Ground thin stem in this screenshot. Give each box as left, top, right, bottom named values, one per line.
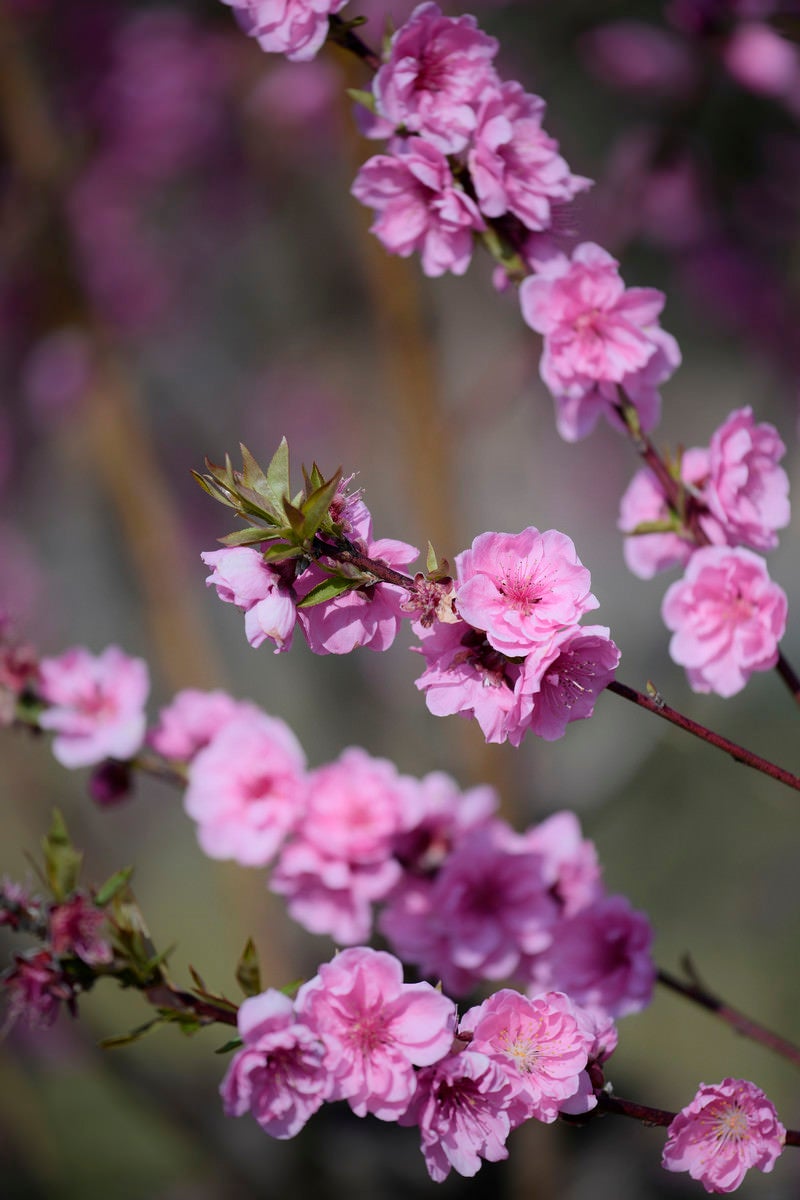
left=657, top=966, right=800, bottom=1071
left=327, top=15, right=381, bottom=70
left=607, top=679, right=800, bottom=793
left=593, top=1092, right=800, bottom=1146
left=310, top=535, right=419, bottom=590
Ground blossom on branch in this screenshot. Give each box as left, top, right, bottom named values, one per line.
left=219, top=0, right=348, bottom=62
left=38, top=646, right=149, bottom=769
left=662, top=546, right=788, bottom=697
left=662, top=1078, right=786, bottom=1193
left=149, top=688, right=258, bottom=761
left=705, top=407, right=790, bottom=553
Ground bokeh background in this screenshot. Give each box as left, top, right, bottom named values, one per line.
left=3, top=0, right=800, bottom=1196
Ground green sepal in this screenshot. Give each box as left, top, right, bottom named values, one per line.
left=235, top=938, right=262, bottom=998
left=346, top=88, right=376, bottom=113
left=214, top=1037, right=244, bottom=1055
left=628, top=519, right=680, bottom=536
left=426, top=541, right=439, bottom=573
left=42, top=810, right=82, bottom=902
left=296, top=575, right=361, bottom=609
left=94, top=866, right=134, bottom=908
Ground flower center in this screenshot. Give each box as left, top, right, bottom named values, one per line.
left=497, top=564, right=541, bottom=614
left=707, top=1102, right=750, bottom=1144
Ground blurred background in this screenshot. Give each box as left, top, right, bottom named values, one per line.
left=2, top=0, right=800, bottom=1195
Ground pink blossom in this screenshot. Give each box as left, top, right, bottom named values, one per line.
left=520, top=624, right=620, bottom=742
left=351, top=141, right=485, bottom=278
left=380, top=822, right=557, bottom=995
left=460, top=989, right=594, bottom=1124
left=270, top=837, right=399, bottom=944
left=38, top=646, right=149, bottom=769
left=184, top=709, right=306, bottom=865
left=618, top=447, right=712, bottom=580
left=662, top=1078, right=786, bottom=1193
left=413, top=620, right=527, bottom=745
left=2, top=950, right=74, bottom=1030
left=392, top=771, right=498, bottom=874
left=220, top=0, right=348, bottom=62
left=523, top=894, right=655, bottom=1020
left=201, top=547, right=280, bottom=610
left=296, top=537, right=418, bottom=653
left=244, top=585, right=297, bottom=651
left=399, top=1051, right=514, bottom=1181
left=372, top=3, right=499, bottom=153
left=296, top=946, right=456, bottom=1120
left=705, top=407, right=790, bottom=552
left=0, top=879, right=39, bottom=931
left=469, top=82, right=591, bottom=231
left=662, top=546, right=788, bottom=697
left=580, top=21, right=699, bottom=97
left=220, top=989, right=329, bottom=1137
left=724, top=23, right=800, bottom=102
left=521, top=811, right=603, bottom=918
left=455, top=528, right=598, bottom=657
left=520, top=243, right=680, bottom=440
left=49, top=896, right=112, bottom=966
left=149, top=689, right=255, bottom=761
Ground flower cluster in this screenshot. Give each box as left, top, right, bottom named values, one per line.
left=415, top=528, right=620, bottom=745
left=352, top=3, right=589, bottom=278
left=221, top=946, right=616, bottom=1182
left=619, top=407, right=790, bottom=696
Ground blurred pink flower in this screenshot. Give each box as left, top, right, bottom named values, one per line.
left=521, top=811, right=603, bottom=918
left=149, top=689, right=257, bottom=761
left=38, top=646, right=149, bottom=769
left=662, top=1078, right=785, bottom=1192
left=662, top=546, right=787, bottom=696
left=2, top=950, right=73, bottom=1030
left=705, top=406, right=790, bottom=552
left=580, top=21, right=698, bottom=96
left=296, top=946, right=456, bottom=1120
left=49, top=895, right=112, bottom=966
left=221, top=0, right=348, bottom=62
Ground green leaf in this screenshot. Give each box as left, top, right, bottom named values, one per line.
left=278, top=978, right=304, bottom=999
left=301, top=470, right=342, bottom=539
left=261, top=438, right=291, bottom=516
left=346, top=87, right=376, bottom=113
left=218, top=526, right=273, bottom=547
left=95, top=866, right=134, bottom=908
left=296, top=575, right=361, bottom=609
left=283, top=499, right=306, bottom=537
left=260, top=542, right=303, bottom=563
left=214, top=1037, right=244, bottom=1055
left=100, top=1016, right=165, bottom=1049
left=42, top=810, right=82, bottom=902
left=426, top=541, right=439, bottom=573
left=629, top=519, right=679, bottom=536
left=235, top=938, right=261, bottom=998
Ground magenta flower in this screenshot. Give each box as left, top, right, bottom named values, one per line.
left=399, top=1051, right=514, bottom=1181
left=455, top=528, right=598, bottom=657
left=392, top=770, right=498, bottom=874
left=380, top=821, right=557, bottom=995
left=662, top=546, right=788, bottom=697
left=220, top=990, right=329, bottom=1138
left=296, top=537, right=418, bottom=653
left=184, top=709, right=307, bottom=865
left=296, top=946, right=456, bottom=1120
left=460, top=989, right=594, bottom=1124
left=49, top=895, right=112, bottom=966
left=469, top=82, right=591, bottom=230
left=220, top=0, right=348, bottom=62
left=662, top=1079, right=786, bottom=1193
left=372, top=3, right=499, bottom=153
left=618, top=447, right=712, bottom=580
left=38, top=645, right=149, bottom=768
left=523, top=894, right=655, bottom=1020
left=520, top=624, right=621, bottom=742
left=149, top=689, right=255, bottom=761
left=705, top=407, right=790, bottom=552
left=351, top=142, right=485, bottom=278
left=2, top=950, right=74, bottom=1030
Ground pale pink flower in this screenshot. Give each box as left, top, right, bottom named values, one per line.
left=296, top=946, right=456, bottom=1120
left=724, top=23, right=800, bottom=102
left=391, top=771, right=498, bottom=874
left=662, top=546, right=788, bottom=697
left=184, top=710, right=306, bottom=865
left=413, top=619, right=527, bottom=745
left=149, top=689, right=255, bottom=761
left=372, top=3, right=499, bottom=153
left=220, top=989, right=329, bottom=1138
left=49, top=895, right=112, bottom=966
left=380, top=821, right=557, bottom=995
left=618, top=447, right=712, bottom=580
left=351, top=141, right=485, bottom=277
left=38, top=646, right=149, bottom=768
left=469, top=82, right=591, bottom=231
left=523, top=894, right=655, bottom=1020
left=521, top=811, right=603, bottom=918
left=399, top=1050, right=514, bottom=1181
left=460, top=989, right=594, bottom=1124
left=455, top=528, right=598, bottom=657
left=705, top=407, right=790, bottom=552
left=220, top=0, right=348, bottom=62
left=296, top=537, right=418, bottom=653
left=662, top=1078, right=786, bottom=1193
left=201, top=547, right=279, bottom=609
left=520, top=624, right=620, bottom=742
left=244, top=584, right=297, bottom=651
